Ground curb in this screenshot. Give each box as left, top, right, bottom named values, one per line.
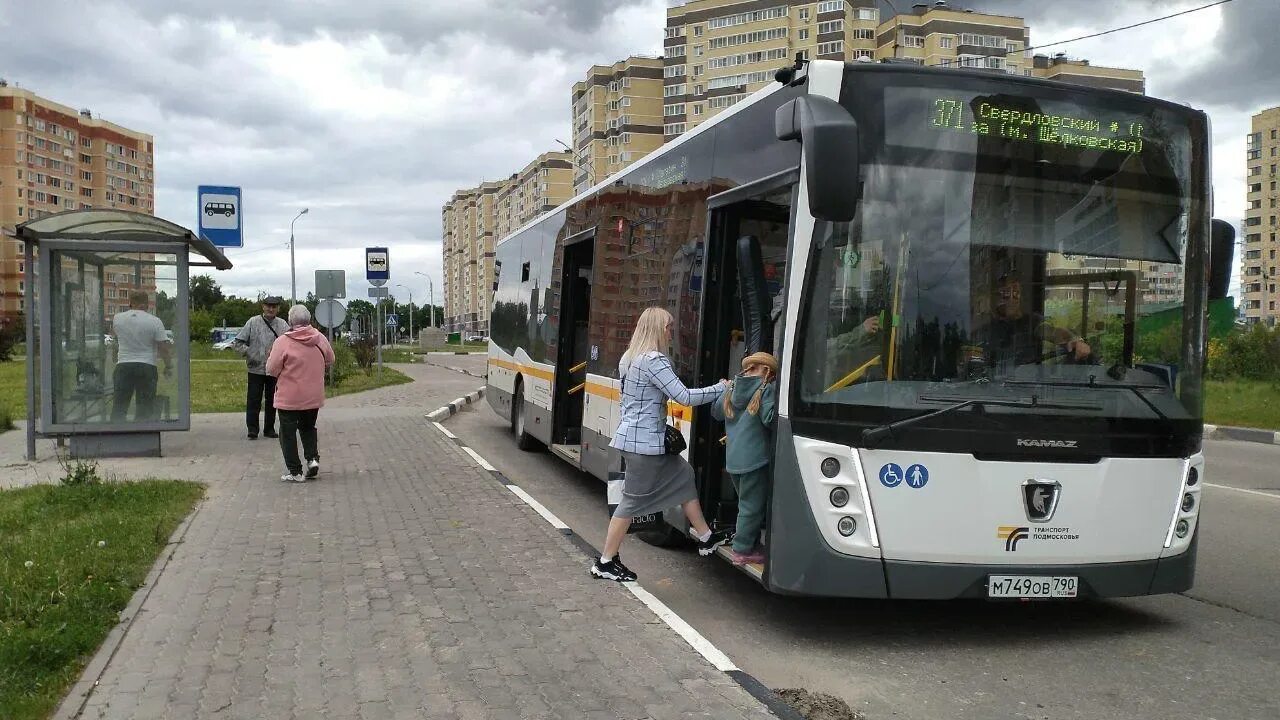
left=53, top=497, right=208, bottom=720
left=1204, top=424, right=1280, bottom=445
left=427, top=405, right=804, bottom=720
left=423, top=357, right=487, bottom=380
left=425, top=387, right=485, bottom=422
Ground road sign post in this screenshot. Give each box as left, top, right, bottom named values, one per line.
left=198, top=185, right=243, bottom=248
left=315, top=298, right=347, bottom=388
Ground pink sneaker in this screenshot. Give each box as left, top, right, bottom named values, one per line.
left=730, top=549, right=765, bottom=565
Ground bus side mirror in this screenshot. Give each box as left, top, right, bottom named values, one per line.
left=1209, top=218, right=1234, bottom=301
left=776, top=96, right=860, bottom=222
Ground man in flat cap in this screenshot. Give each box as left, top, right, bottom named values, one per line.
left=233, top=295, right=290, bottom=439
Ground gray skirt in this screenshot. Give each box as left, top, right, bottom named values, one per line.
left=613, top=451, right=698, bottom=518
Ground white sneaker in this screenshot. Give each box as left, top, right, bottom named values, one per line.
left=306, top=459, right=320, bottom=479
left=280, top=473, right=305, bottom=483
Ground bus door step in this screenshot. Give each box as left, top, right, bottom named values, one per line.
left=550, top=444, right=582, bottom=466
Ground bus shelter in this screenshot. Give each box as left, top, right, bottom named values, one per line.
left=13, top=209, right=233, bottom=459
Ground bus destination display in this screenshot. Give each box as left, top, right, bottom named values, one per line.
left=929, top=97, right=1146, bottom=154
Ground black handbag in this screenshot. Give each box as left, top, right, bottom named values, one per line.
left=663, top=418, right=686, bottom=455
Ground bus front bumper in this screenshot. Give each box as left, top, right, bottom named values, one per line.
left=879, top=533, right=1198, bottom=600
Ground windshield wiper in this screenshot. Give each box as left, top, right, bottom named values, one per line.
left=1003, top=378, right=1171, bottom=422
left=861, top=396, right=1099, bottom=448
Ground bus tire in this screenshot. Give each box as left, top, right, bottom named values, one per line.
left=512, top=382, right=540, bottom=452
left=635, top=525, right=686, bottom=548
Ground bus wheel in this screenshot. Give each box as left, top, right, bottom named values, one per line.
left=512, top=383, right=540, bottom=451
left=635, top=525, right=685, bottom=548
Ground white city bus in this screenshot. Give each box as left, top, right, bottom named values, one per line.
left=486, top=58, right=1235, bottom=599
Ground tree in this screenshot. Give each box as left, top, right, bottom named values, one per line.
left=209, top=296, right=260, bottom=328
left=190, top=309, right=215, bottom=342
left=190, top=274, right=225, bottom=311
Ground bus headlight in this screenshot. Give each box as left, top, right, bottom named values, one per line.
left=1175, top=519, right=1190, bottom=538
left=829, top=487, right=849, bottom=507
left=821, top=457, right=841, bottom=478
left=1186, top=467, right=1198, bottom=487
left=837, top=516, right=857, bottom=537
left=1181, top=493, right=1195, bottom=512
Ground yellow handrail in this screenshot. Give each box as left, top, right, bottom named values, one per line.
left=569, top=361, right=588, bottom=374
left=825, top=355, right=882, bottom=393
left=567, top=382, right=586, bottom=395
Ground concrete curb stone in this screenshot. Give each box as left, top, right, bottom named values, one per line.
left=1203, top=424, right=1280, bottom=445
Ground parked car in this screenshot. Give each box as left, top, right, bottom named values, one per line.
left=466, top=334, right=488, bottom=343
left=212, top=337, right=238, bottom=351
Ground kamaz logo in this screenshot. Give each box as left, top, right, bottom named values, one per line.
left=1016, top=438, right=1078, bottom=448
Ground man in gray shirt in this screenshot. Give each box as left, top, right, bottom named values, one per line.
left=233, top=295, right=290, bottom=439
left=111, top=291, right=172, bottom=422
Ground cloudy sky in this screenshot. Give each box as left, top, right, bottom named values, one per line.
left=3, top=0, right=1276, bottom=303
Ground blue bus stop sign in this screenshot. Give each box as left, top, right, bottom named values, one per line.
left=198, top=185, right=242, bottom=248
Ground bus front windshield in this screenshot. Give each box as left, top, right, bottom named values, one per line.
left=796, top=77, right=1205, bottom=445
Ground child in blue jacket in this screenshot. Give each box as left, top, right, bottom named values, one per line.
left=712, top=351, right=778, bottom=565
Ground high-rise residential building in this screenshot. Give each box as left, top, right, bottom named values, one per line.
left=442, top=181, right=504, bottom=335
left=1029, top=53, right=1145, bottom=94
left=0, top=83, right=156, bottom=321
left=441, top=152, right=574, bottom=334
left=1242, top=106, right=1280, bottom=327
left=873, top=2, right=1028, bottom=74
left=496, top=151, right=574, bottom=241
left=663, top=0, right=882, bottom=135
left=662, top=1, right=1147, bottom=140
left=572, top=57, right=666, bottom=194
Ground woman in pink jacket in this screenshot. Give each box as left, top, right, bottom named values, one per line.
left=266, top=305, right=335, bottom=482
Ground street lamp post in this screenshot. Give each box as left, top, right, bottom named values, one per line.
left=289, top=208, right=309, bottom=305
left=396, top=284, right=414, bottom=346
left=414, top=271, right=435, bottom=329
left=555, top=138, right=593, bottom=191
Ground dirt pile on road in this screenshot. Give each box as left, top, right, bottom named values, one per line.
left=776, top=688, right=864, bottom=720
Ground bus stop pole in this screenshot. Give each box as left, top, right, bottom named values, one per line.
left=376, top=299, right=383, bottom=381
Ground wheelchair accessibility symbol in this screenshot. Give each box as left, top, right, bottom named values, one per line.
left=879, top=463, right=903, bottom=488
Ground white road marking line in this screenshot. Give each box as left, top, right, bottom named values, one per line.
left=1204, top=482, right=1280, bottom=501
left=506, top=485, right=570, bottom=531
left=432, top=422, right=457, bottom=439
left=461, top=446, right=497, bottom=472
left=624, top=583, right=738, bottom=673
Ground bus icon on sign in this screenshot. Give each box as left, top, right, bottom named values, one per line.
left=203, top=202, right=236, bottom=217
left=368, top=256, right=387, bottom=270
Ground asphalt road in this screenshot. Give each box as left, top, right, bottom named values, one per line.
left=438, top=378, right=1279, bottom=720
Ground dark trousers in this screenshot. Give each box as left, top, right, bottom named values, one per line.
left=112, top=362, right=157, bottom=422
left=246, top=373, right=278, bottom=434
left=278, top=409, right=320, bottom=475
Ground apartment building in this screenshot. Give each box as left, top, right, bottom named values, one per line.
left=663, top=0, right=882, bottom=134
left=571, top=57, right=666, bottom=194
left=873, top=2, right=1029, bottom=74
left=1242, top=106, right=1280, bottom=326
left=1029, top=53, right=1145, bottom=94
left=441, top=181, right=504, bottom=334
left=442, top=152, right=574, bottom=333
left=496, top=151, right=574, bottom=240
left=0, top=82, right=156, bottom=321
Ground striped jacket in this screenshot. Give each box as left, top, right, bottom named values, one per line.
left=610, top=351, right=724, bottom=455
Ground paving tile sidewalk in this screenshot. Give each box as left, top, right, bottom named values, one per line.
left=25, top=363, right=775, bottom=719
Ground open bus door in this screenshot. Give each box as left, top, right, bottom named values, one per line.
left=550, top=230, right=595, bottom=467
left=688, top=177, right=794, bottom=568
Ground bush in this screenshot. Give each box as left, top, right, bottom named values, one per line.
left=1207, top=324, right=1280, bottom=380
left=0, top=313, right=23, bottom=362
left=351, top=334, right=377, bottom=370
left=189, top=309, right=215, bottom=342
left=0, top=405, right=12, bottom=431
left=327, top=339, right=358, bottom=387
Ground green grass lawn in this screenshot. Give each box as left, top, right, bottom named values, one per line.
left=1203, top=379, right=1280, bottom=429
left=190, top=362, right=412, bottom=413
left=0, top=360, right=412, bottom=419
left=0, top=479, right=204, bottom=720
